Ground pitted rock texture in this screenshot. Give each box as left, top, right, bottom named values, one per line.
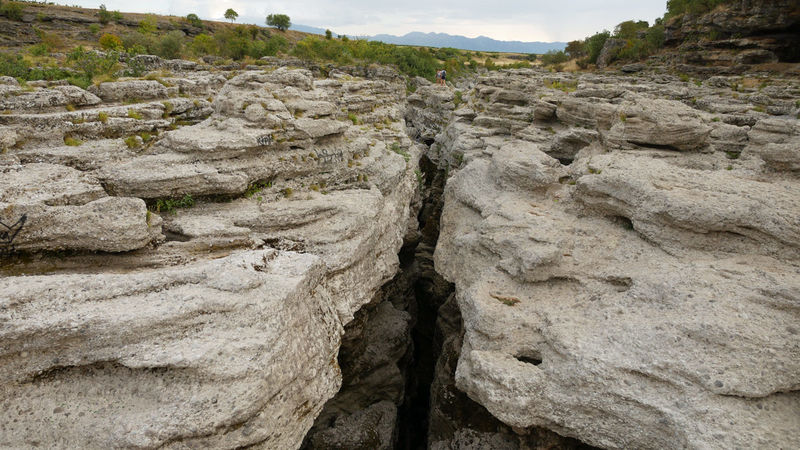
left=415, top=69, right=800, bottom=450
left=0, top=61, right=422, bottom=449
left=657, top=0, right=800, bottom=73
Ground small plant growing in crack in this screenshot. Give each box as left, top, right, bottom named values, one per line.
left=389, top=142, right=411, bottom=162
left=490, top=292, right=521, bottom=306
left=152, top=194, right=195, bottom=214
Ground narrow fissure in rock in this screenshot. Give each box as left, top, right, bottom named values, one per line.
left=301, top=150, right=454, bottom=449
left=395, top=154, right=454, bottom=450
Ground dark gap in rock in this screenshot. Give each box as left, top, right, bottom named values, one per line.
left=302, top=152, right=453, bottom=450
left=516, top=355, right=543, bottom=366
left=557, top=158, right=574, bottom=166
left=163, top=230, right=191, bottom=242
left=629, top=142, right=683, bottom=151
left=396, top=153, right=454, bottom=450
left=613, top=215, right=635, bottom=231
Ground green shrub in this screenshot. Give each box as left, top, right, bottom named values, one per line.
left=0, top=52, right=31, bottom=78
left=64, top=136, right=83, bottom=146
left=65, top=47, right=119, bottom=86
left=156, top=30, right=184, bottom=59
left=0, top=2, right=24, bottom=21
left=98, top=111, right=108, bottom=123
left=291, top=36, right=446, bottom=80
left=138, top=15, right=157, bottom=34
left=89, top=24, right=100, bottom=34
left=124, top=135, right=139, bottom=148
left=127, top=109, right=142, bottom=119
left=97, top=4, right=111, bottom=24
left=121, top=31, right=155, bottom=55
left=389, top=142, right=410, bottom=161
left=28, top=43, right=48, bottom=56
left=121, top=55, right=147, bottom=77
left=154, top=194, right=195, bottom=214
left=540, top=50, right=569, bottom=66
left=191, top=33, right=216, bottom=56
left=99, top=33, right=123, bottom=50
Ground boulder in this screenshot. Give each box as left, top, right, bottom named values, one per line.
left=605, top=97, right=712, bottom=151
left=89, top=80, right=169, bottom=102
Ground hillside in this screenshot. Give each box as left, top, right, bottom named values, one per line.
left=0, top=2, right=545, bottom=85
left=0, top=2, right=312, bottom=50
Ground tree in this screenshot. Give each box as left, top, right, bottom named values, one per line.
left=565, top=40, right=586, bottom=59
left=614, top=20, right=649, bottom=40
left=224, top=8, right=238, bottom=23
left=325, top=29, right=332, bottom=40
left=584, top=30, right=610, bottom=64
left=266, top=13, right=290, bottom=31
left=186, top=13, right=202, bottom=27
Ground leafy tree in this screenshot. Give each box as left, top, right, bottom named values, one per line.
left=614, top=20, right=649, bottom=40
left=584, top=30, right=610, bottom=64
left=224, top=8, right=238, bottom=23
left=325, top=29, right=332, bottom=40
left=565, top=40, right=586, bottom=59
left=186, top=13, right=202, bottom=27
left=666, top=0, right=730, bottom=19
left=266, top=13, right=290, bottom=31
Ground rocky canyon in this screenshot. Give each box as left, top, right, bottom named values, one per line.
left=1, top=15, right=800, bottom=450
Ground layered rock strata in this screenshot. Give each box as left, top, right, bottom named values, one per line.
left=422, top=69, right=800, bottom=449
left=0, top=62, right=422, bottom=448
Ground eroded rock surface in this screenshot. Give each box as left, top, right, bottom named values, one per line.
left=0, top=62, right=422, bottom=449
left=412, top=69, right=800, bottom=449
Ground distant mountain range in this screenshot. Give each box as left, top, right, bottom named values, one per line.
left=288, top=25, right=566, bottom=54
left=368, top=32, right=566, bottom=54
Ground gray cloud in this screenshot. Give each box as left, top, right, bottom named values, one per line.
left=76, top=0, right=667, bottom=41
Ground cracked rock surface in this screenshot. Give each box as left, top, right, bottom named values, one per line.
left=0, top=61, right=421, bottom=448
left=419, top=69, right=800, bottom=449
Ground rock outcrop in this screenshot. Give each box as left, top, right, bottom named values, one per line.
left=659, top=0, right=800, bottom=73
left=2, top=51, right=799, bottom=449
left=0, top=61, right=422, bottom=448
left=412, top=68, right=800, bottom=449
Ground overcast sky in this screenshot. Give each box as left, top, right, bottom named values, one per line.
left=74, top=0, right=667, bottom=42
